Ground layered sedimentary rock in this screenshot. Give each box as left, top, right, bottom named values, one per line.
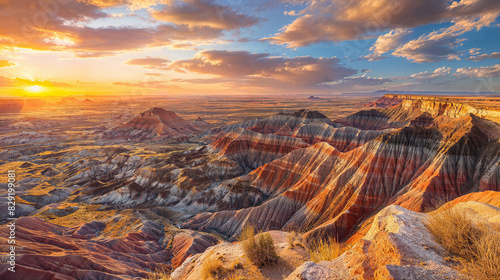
left=214, top=109, right=340, bottom=135
left=290, top=122, right=387, bottom=152
left=210, top=128, right=310, bottom=169
left=182, top=114, right=500, bottom=244
left=363, top=94, right=403, bottom=108
left=0, top=216, right=217, bottom=280
left=346, top=95, right=500, bottom=130
left=104, top=107, right=211, bottom=142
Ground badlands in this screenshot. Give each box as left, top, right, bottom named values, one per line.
left=0, top=94, right=499, bottom=280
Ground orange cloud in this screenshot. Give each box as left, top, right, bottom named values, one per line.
left=151, top=0, right=261, bottom=30
left=124, top=57, right=171, bottom=70
left=171, top=50, right=357, bottom=87
left=0, top=0, right=251, bottom=57
left=267, top=0, right=500, bottom=47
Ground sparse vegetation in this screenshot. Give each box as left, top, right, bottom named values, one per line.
left=307, top=237, right=344, bottom=262
left=286, top=231, right=303, bottom=249
left=238, top=225, right=279, bottom=266
left=147, top=266, right=171, bottom=280
left=200, top=252, right=245, bottom=280
left=200, top=252, right=225, bottom=280
left=427, top=207, right=500, bottom=280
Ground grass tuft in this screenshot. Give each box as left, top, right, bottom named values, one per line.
left=286, top=231, right=304, bottom=249
left=147, top=266, right=171, bottom=280
left=200, top=252, right=225, bottom=280
left=427, top=207, right=500, bottom=280
left=307, top=237, right=344, bottom=262
left=237, top=225, right=279, bottom=266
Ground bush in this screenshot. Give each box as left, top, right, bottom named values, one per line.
left=427, top=207, right=500, bottom=280
left=238, top=225, right=279, bottom=266
left=307, top=237, right=344, bottom=262
left=200, top=252, right=224, bottom=280
left=286, top=231, right=303, bottom=249
left=147, top=266, right=171, bottom=280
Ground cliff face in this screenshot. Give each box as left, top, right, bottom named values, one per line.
left=348, top=95, right=500, bottom=130
left=182, top=114, right=500, bottom=243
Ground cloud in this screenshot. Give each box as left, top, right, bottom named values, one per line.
left=0, top=0, right=245, bottom=57
left=467, top=51, right=500, bottom=61
left=393, top=12, right=499, bottom=62
left=365, top=29, right=412, bottom=61
left=409, top=66, right=452, bottom=81
left=0, top=60, right=15, bottom=68
left=170, top=50, right=357, bottom=87
left=124, top=57, right=171, bottom=69
left=0, top=76, right=71, bottom=88
left=113, top=80, right=181, bottom=89
left=456, top=64, right=500, bottom=77
left=265, top=0, right=500, bottom=47
left=324, top=76, right=393, bottom=89
left=151, top=0, right=261, bottom=30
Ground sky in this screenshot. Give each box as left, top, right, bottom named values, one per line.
left=0, top=0, right=500, bottom=97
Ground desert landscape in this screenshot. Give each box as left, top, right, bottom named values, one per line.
left=0, top=93, right=499, bottom=280
left=1, top=0, right=500, bottom=279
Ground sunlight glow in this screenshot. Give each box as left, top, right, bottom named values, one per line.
left=25, top=85, right=44, bottom=93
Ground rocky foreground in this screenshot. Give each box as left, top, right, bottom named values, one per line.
left=0, top=95, right=499, bottom=279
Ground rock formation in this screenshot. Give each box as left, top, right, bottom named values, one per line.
left=104, top=107, right=212, bottom=142
left=182, top=114, right=500, bottom=244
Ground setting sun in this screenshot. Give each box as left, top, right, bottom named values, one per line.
left=25, top=85, right=44, bottom=93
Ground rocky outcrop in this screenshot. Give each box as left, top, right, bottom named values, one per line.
left=290, top=122, right=387, bottom=152
left=104, top=107, right=211, bottom=142
left=182, top=115, right=500, bottom=243
left=346, top=95, right=500, bottom=130
left=171, top=231, right=310, bottom=280
left=364, top=94, right=403, bottom=108
left=214, top=109, right=340, bottom=135
left=287, top=204, right=471, bottom=280
left=210, top=128, right=310, bottom=169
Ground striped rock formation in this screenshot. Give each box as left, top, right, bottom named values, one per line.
left=0, top=216, right=218, bottom=280
left=214, top=109, right=340, bottom=135
left=104, top=107, right=211, bottom=142
left=346, top=95, right=500, bottom=130
left=182, top=114, right=500, bottom=243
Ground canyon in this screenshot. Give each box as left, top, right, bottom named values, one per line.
left=0, top=94, right=499, bottom=280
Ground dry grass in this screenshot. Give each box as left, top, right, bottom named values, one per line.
left=427, top=207, right=500, bottom=280
left=307, top=237, right=344, bottom=262
left=237, top=225, right=279, bottom=266
left=200, top=252, right=225, bottom=280
left=147, top=266, right=171, bottom=280
left=286, top=231, right=304, bottom=249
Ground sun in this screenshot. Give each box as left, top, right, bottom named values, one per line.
left=25, top=85, right=44, bottom=93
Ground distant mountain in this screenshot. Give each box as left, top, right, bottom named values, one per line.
left=342, top=89, right=500, bottom=96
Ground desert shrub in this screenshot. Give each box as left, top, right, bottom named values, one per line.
left=238, top=225, right=279, bottom=266
left=427, top=207, right=500, bottom=280
left=147, top=266, right=171, bottom=280
left=426, top=207, right=483, bottom=259
left=307, top=237, right=344, bottom=262
left=200, top=252, right=225, bottom=280
left=286, top=231, right=303, bottom=249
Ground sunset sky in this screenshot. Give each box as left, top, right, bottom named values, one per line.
left=0, top=0, right=500, bottom=96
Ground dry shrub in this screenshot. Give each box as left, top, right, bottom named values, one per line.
left=200, top=252, right=224, bottom=280
left=238, top=225, right=279, bottom=266
left=307, top=237, right=344, bottom=262
left=286, top=231, right=304, bottom=249
left=147, top=266, right=171, bottom=280
left=463, top=230, right=500, bottom=280
left=227, top=273, right=247, bottom=280
left=427, top=207, right=500, bottom=280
